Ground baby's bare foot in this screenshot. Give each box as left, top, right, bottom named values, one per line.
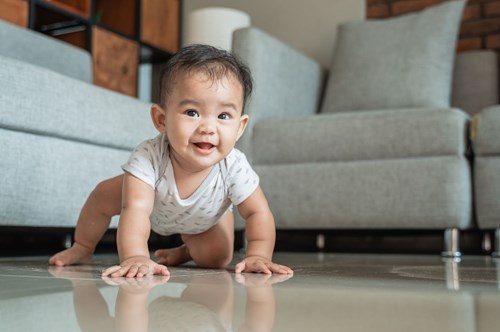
left=49, top=243, right=93, bottom=266
left=154, top=245, right=191, bottom=266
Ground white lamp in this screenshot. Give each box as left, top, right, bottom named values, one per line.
left=183, top=7, right=251, bottom=51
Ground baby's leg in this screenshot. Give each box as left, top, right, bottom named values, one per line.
left=49, top=175, right=123, bottom=266
left=155, top=212, right=234, bottom=269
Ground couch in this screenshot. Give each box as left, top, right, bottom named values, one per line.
left=231, top=0, right=499, bottom=256
left=472, top=105, right=500, bottom=256
left=2, top=0, right=500, bottom=257
left=0, top=20, right=156, bottom=231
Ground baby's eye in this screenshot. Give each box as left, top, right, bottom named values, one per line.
left=185, top=110, right=199, bottom=117
left=218, top=113, right=230, bottom=120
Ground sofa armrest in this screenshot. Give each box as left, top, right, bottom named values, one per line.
left=472, top=105, right=500, bottom=156
left=0, top=54, right=155, bottom=151
left=232, top=27, right=325, bottom=158
left=0, top=19, right=92, bottom=83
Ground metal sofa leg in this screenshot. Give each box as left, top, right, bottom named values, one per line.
left=493, top=229, right=500, bottom=258
left=442, top=228, right=461, bottom=258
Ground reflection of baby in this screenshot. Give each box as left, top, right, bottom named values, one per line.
left=50, top=266, right=290, bottom=332
left=148, top=297, right=229, bottom=331
left=113, top=272, right=291, bottom=332
left=162, top=273, right=233, bottom=331
left=47, top=266, right=116, bottom=331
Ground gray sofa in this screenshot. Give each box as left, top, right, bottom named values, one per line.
left=0, top=20, right=156, bottom=229
left=472, top=106, right=500, bottom=256
left=2, top=3, right=500, bottom=258
left=232, top=24, right=499, bottom=256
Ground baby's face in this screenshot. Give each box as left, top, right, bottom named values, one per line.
left=163, top=71, right=248, bottom=173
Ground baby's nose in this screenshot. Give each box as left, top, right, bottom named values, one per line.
left=198, top=119, right=216, bottom=135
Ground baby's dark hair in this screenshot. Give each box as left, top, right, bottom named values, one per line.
left=159, top=44, right=253, bottom=112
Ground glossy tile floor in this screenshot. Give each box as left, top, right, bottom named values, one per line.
left=0, top=252, right=499, bottom=332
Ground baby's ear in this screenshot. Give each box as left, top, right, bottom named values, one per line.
left=236, top=114, right=250, bottom=141
left=150, top=104, right=166, bottom=132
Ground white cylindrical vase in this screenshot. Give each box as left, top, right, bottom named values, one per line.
left=183, top=7, right=251, bottom=51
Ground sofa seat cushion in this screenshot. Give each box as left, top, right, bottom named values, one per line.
left=252, top=108, right=469, bottom=165
left=0, top=55, right=155, bottom=151
left=471, top=105, right=500, bottom=156
left=255, top=156, right=472, bottom=229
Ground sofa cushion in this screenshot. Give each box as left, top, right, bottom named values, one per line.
left=0, top=19, right=92, bottom=83
left=0, top=55, right=156, bottom=151
left=471, top=105, right=500, bottom=156
left=321, top=0, right=465, bottom=113
left=252, top=108, right=469, bottom=165
left=255, top=156, right=472, bottom=229
left=232, top=27, right=324, bottom=161
left=0, top=128, right=122, bottom=228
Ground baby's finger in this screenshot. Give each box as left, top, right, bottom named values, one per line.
left=126, top=265, right=140, bottom=278
left=111, top=267, right=129, bottom=278
left=136, top=265, right=150, bottom=278
left=235, top=261, right=246, bottom=274
left=152, top=264, right=170, bottom=276
left=260, top=262, right=273, bottom=275
left=269, top=264, right=294, bottom=275
left=250, top=261, right=271, bottom=275
left=102, top=265, right=122, bottom=277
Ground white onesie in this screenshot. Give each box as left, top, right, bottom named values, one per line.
left=121, top=134, right=259, bottom=236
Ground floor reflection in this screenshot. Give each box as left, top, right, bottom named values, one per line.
left=0, top=253, right=499, bottom=332
left=47, top=266, right=291, bottom=332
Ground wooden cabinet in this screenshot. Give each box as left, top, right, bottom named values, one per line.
left=0, top=0, right=28, bottom=27
left=8, top=0, right=180, bottom=97
left=92, top=26, right=139, bottom=96
left=141, top=0, right=179, bottom=53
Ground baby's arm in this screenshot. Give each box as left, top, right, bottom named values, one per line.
left=102, top=173, right=169, bottom=278
left=235, top=186, right=293, bottom=275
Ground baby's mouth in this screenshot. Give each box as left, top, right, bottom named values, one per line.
left=193, top=142, right=215, bottom=153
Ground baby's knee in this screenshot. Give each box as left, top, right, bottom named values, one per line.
left=207, top=255, right=233, bottom=269
left=197, top=249, right=233, bottom=269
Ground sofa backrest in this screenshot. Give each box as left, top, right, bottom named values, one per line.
left=0, top=19, right=92, bottom=83
left=452, top=50, right=499, bottom=116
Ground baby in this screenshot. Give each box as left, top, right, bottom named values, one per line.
left=49, top=44, right=293, bottom=277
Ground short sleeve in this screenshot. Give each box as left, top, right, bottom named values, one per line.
left=226, top=149, right=260, bottom=206
left=121, top=136, right=163, bottom=189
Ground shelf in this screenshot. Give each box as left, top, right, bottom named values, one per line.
left=40, top=0, right=90, bottom=19
left=92, top=26, right=138, bottom=96
left=93, top=0, right=136, bottom=38
left=0, top=0, right=29, bottom=27
left=140, top=0, right=179, bottom=53
left=25, top=0, right=179, bottom=97
left=33, top=3, right=89, bottom=49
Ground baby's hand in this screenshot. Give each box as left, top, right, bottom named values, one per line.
left=102, top=256, right=169, bottom=278
left=235, top=256, right=293, bottom=275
